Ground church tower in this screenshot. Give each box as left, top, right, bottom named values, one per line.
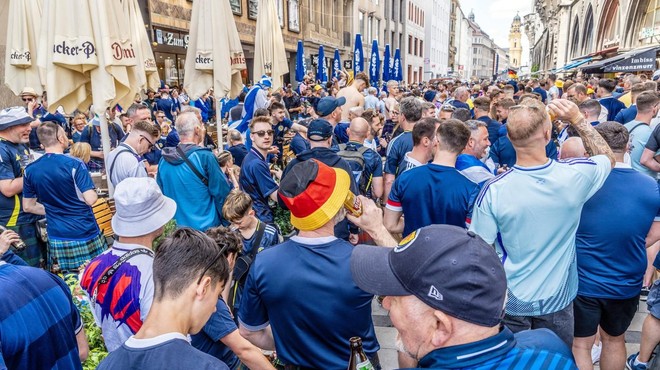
left=509, top=12, right=522, bottom=68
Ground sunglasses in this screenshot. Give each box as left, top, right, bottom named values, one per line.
left=196, top=244, right=229, bottom=285
left=140, top=135, right=155, bottom=149
left=22, top=98, right=34, bottom=103
left=253, top=130, right=274, bottom=137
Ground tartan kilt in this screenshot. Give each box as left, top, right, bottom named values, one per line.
left=48, top=233, right=107, bottom=272
left=8, top=221, right=47, bottom=268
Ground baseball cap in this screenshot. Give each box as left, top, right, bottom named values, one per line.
left=277, top=159, right=350, bottom=231
left=351, top=225, right=507, bottom=327
left=307, top=119, right=333, bottom=141
left=315, top=96, right=346, bottom=117
left=111, top=177, right=177, bottom=237
left=0, top=106, right=34, bottom=131
left=423, top=90, right=437, bottom=102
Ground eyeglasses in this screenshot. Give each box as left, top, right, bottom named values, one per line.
left=140, top=135, right=155, bottom=149
left=253, top=130, right=274, bottom=137
left=196, top=244, right=229, bottom=285
left=22, top=98, right=34, bottom=103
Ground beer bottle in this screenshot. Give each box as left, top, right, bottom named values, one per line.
left=347, top=337, right=374, bottom=370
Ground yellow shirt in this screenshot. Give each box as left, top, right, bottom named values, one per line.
left=618, top=92, right=632, bottom=108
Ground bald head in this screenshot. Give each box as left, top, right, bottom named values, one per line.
left=560, top=137, right=588, bottom=160
left=348, top=117, right=370, bottom=141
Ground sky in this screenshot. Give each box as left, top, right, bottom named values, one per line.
left=458, top=0, right=533, bottom=65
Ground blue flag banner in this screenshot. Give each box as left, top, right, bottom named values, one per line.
left=354, top=34, right=364, bottom=74
left=393, top=48, right=403, bottom=82
left=383, top=44, right=391, bottom=82
left=333, top=49, right=342, bottom=80
left=295, top=40, right=306, bottom=83
left=369, top=39, right=380, bottom=89
left=317, top=45, right=328, bottom=83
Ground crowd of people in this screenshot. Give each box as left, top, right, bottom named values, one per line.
left=0, top=69, right=659, bottom=370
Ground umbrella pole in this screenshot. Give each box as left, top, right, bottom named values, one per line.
left=99, top=114, right=115, bottom=197
left=217, top=98, right=224, bottom=149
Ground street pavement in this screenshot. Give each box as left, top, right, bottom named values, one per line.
left=372, top=298, right=647, bottom=369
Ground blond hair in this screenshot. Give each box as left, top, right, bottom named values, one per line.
left=70, top=142, right=91, bottom=163
left=506, top=99, right=548, bottom=143
left=222, top=190, right=254, bottom=222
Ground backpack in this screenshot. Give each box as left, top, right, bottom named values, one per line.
left=337, top=143, right=371, bottom=195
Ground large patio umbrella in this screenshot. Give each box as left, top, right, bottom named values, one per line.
left=5, top=0, right=44, bottom=96
left=354, top=34, right=364, bottom=74
left=39, top=0, right=160, bottom=195
left=369, top=39, right=380, bottom=89
left=128, top=0, right=159, bottom=91
left=184, top=0, right=246, bottom=147
left=254, top=0, right=288, bottom=90
left=332, top=49, right=342, bottom=80
left=316, top=45, right=327, bottom=83
left=295, top=40, right=306, bottom=83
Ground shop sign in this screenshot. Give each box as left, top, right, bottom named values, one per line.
left=155, top=29, right=190, bottom=49
left=344, top=60, right=352, bottom=69
left=605, top=48, right=658, bottom=73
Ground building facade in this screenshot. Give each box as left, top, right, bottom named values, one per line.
left=424, top=0, right=451, bottom=79
left=448, top=0, right=473, bottom=79
left=531, top=0, right=660, bottom=73
left=404, top=0, right=426, bottom=83
left=468, top=12, right=497, bottom=80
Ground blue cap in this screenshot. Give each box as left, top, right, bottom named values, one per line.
left=307, top=119, right=333, bottom=141
left=315, top=96, right=346, bottom=117
left=351, top=225, right=507, bottom=327
left=423, top=90, right=437, bottom=102
left=258, top=75, right=272, bottom=88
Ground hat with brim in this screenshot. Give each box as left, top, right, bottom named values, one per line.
left=278, top=159, right=350, bottom=231
left=0, top=106, right=35, bottom=131
left=19, top=87, right=38, bottom=98
left=111, top=177, right=177, bottom=237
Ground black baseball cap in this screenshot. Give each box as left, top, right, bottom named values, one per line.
left=307, top=119, right=333, bottom=141
left=351, top=225, right=507, bottom=327
left=315, top=96, right=346, bottom=117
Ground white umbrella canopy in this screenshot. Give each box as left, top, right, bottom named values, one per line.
left=5, top=0, right=44, bottom=96
left=37, top=0, right=96, bottom=113
left=184, top=0, right=246, bottom=101
left=128, top=0, right=159, bottom=92
left=254, top=0, right=288, bottom=90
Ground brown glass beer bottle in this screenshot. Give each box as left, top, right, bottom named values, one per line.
left=347, top=337, right=374, bottom=370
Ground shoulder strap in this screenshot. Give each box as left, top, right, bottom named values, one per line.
left=108, top=147, right=135, bottom=184
left=357, top=146, right=369, bottom=155
left=338, top=143, right=347, bottom=151
left=91, top=248, right=153, bottom=303
left=176, top=146, right=209, bottom=186
left=629, top=123, right=646, bottom=135
left=250, top=221, right=267, bottom=260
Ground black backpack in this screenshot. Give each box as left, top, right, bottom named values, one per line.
left=337, top=143, right=371, bottom=195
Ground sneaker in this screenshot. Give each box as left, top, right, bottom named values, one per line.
left=641, top=287, right=650, bottom=301
left=626, top=353, right=648, bottom=370
left=591, top=342, right=601, bottom=364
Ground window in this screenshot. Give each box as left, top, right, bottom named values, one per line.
left=377, top=19, right=382, bottom=44
left=359, top=11, right=365, bottom=36
left=391, top=31, right=395, bottom=45
left=419, top=41, right=423, bottom=57
left=414, top=37, right=418, bottom=55
left=400, top=0, right=404, bottom=22
left=408, top=35, right=413, bottom=54
left=368, top=16, right=373, bottom=42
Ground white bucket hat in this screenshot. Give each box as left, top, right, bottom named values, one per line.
left=111, top=177, right=177, bottom=237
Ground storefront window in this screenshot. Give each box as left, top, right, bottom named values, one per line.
left=155, top=53, right=186, bottom=87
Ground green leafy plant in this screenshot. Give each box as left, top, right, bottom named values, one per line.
left=152, top=219, right=178, bottom=250
left=64, top=275, right=108, bottom=369
left=273, top=206, right=294, bottom=236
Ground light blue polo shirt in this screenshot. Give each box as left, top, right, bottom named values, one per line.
left=469, top=155, right=611, bottom=316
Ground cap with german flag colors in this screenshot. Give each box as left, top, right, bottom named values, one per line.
left=277, top=159, right=351, bottom=231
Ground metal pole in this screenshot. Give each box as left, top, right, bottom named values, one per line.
left=217, top=98, right=223, bottom=149
left=98, top=113, right=114, bottom=197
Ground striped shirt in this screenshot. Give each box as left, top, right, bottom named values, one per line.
left=0, top=262, right=83, bottom=369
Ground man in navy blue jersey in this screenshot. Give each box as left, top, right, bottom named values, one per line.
left=351, top=224, right=578, bottom=370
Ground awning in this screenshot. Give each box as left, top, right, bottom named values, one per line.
left=581, top=46, right=659, bottom=73
left=604, top=46, right=659, bottom=73
left=554, top=57, right=593, bottom=72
